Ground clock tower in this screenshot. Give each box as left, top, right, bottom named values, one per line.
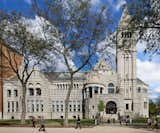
left=116, top=6, right=137, bottom=107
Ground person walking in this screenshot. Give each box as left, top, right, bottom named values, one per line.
left=39, top=116, right=46, bottom=132
left=154, top=118, right=158, bottom=129
left=129, top=117, right=132, bottom=126
left=31, top=116, right=36, bottom=128
left=125, top=116, right=129, bottom=126
left=75, top=115, right=81, bottom=129
left=147, top=117, right=152, bottom=128
left=119, top=117, right=122, bottom=126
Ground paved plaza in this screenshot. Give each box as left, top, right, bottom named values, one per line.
left=0, top=126, right=158, bottom=133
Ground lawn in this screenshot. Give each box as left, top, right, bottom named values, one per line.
left=0, top=119, right=95, bottom=127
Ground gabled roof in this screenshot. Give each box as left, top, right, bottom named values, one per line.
left=137, top=78, right=149, bottom=87
left=93, top=59, right=112, bottom=72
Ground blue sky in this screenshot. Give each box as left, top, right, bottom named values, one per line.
left=0, top=0, right=160, bottom=100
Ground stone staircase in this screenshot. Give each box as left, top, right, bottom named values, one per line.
left=102, top=114, right=118, bottom=122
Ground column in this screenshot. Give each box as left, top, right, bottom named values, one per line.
left=98, top=87, right=100, bottom=94
left=86, top=88, right=89, bottom=98
left=92, top=87, right=94, bottom=96
left=14, top=101, right=16, bottom=113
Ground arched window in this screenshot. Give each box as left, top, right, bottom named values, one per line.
left=36, top=88, right=41, bottom=96
left=14, top=90, right=18, bottom=97
left=108, top=83, right=114, bottom=94
left=106, top=101, right=117, bottom=114
left=7, top=90, right=11, bottom=97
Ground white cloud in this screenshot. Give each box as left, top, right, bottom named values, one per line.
left=24, top=0, right=32, bottom=5
left=137, top=59, right=160, bottom=84
left=136, top=40, right=147, bottom=52
left=154, top=87, right=160, bottom=94
left=116, top=0, right=126, bottom=11
left=137, top=59, right=160, bottom=99
left=91, top=0, right=126, bottom=11
left=21, top=16, right=76, bottom=72
left=91, top=0, right=100, bottom=5
left=22, top=16, right=51, bottom=39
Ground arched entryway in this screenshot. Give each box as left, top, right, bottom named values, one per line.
left=106, top=101, right=117, bottom=114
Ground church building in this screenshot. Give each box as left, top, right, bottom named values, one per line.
left=1, top=7, right=149, bottom=120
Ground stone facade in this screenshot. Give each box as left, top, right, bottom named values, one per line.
left=3, top=71, right=85, bottom=119
left=1, top=7, right=149, bottom=120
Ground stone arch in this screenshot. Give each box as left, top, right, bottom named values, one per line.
left=106, top=101, right=117, bottom=114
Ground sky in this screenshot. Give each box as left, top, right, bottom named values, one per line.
left=0, top=0, right=160, bottom=100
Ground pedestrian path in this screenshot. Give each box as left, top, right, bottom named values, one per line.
left=0, top=126, right=156, bottom=133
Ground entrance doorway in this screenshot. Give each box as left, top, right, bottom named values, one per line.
left=106, top=101, right=117, bottom=114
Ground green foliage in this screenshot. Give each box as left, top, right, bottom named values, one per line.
left=156, top=96, right=160, bottom=107
left=149, top=100, right=156, bottom=115
left=155, top=96, right=160, bottom=115
left=98, top=100, right=105, bottom=112
left=132, top=118, right=148, bottom=123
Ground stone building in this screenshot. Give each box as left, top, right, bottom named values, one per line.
left=1, top=7, right=149, bottom=120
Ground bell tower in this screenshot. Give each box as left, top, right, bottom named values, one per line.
left=116, top=6, right=137, bottom=101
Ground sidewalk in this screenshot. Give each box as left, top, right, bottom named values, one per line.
left=0, top=125, right=156, bottom=133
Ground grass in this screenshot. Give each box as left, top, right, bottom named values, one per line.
left=0, top=119, right=95, bottom=127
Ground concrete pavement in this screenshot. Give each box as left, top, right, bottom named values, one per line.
left=0, top=126, right=157, bottom=133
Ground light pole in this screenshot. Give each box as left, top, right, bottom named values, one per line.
left=0, top=42, right=3, bottom=119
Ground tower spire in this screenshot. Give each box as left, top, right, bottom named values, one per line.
left=118, top=5, right=132, bottom=29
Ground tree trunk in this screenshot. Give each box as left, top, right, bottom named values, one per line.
left=64, top=74, right=73, bottom=127
left=21, top=84, right=27, bottom=124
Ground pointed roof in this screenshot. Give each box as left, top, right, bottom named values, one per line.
left=118, top=6, right=132, bottom=29
left=93, top=59, right=112, bottom=71
left=137, top=78, right=149, bottom=87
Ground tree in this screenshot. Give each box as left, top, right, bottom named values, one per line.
left=155, top=96, right=160, bottom=115
left=33, top=0, right=114, bottom=126
left=156, top=96, right=160, bottom=106
left=149, top=100, right=156, bottom=116
left=98, top=100, right=105, bottom=113
left=128, top=0, right=160, bottom=57
left=0, top=12, right=51, bottom=124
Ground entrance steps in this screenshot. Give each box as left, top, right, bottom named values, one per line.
left=102, top=114, right=118, bottom=122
